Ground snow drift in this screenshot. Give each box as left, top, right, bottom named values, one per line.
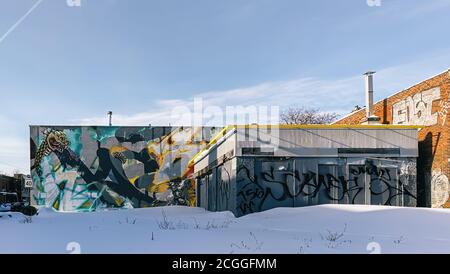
left=1, top=204, right=450, bottom=254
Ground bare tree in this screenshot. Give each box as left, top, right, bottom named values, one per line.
left=280, top=107, right=339, bottom=125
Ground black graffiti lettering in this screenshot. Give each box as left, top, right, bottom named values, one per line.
left=236, top=160, right=416, bottom=216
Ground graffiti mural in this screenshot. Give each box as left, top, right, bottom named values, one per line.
left=437, top=100, right=450, bottom=126
left=431, top=170, right=450, bottom=208
left=30, top=126, right=221, bottom=211
left=235, top=158, right=417, bottom=216
left=392, top=87, right=441, bottom=126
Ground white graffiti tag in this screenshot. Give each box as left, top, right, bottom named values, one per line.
left=392, top=87, right=441, bottom=126
left=437, top=100, right=450, bottom=126
left=431, top=170, right=449, bottom=208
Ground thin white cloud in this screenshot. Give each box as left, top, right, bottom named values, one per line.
left=77, top=77, right=362, bottom=126
left=0, top=0, right=44, bottom=45
left=77, top=53, right=450, bottom=127
left=2, top=54, right=450, bottom=175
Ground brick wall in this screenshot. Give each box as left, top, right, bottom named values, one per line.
left=335, top=70, right=450, bottom=207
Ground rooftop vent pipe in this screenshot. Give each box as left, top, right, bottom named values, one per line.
left=363, top=71, right=380, bottom=125
left=107, top=111, right=113, bottom=126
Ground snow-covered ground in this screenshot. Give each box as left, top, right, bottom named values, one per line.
left=1, top=204, right=450, bottom=254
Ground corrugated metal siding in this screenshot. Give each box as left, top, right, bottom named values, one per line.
left=235, top=128, right=418, bottom=157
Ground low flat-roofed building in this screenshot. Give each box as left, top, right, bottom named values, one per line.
left=193, top=125, right=419, bottom=217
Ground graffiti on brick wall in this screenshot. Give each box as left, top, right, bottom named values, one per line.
left=30, top=126, right=221, bottom=211
left=392, top=87, right=444, bottom=126
left=437, top=100, right=450, bottom=126
left=431, top=170, right=450, bottom=208
left=236, top=158, right=416, bottom=216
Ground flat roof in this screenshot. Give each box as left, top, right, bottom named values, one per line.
left=29, top=125, right=219, bottom=128
left=229, top=124, right=422, bottom=129
left=30, top=124, right=421, bottom=129
left=29, top=124, right=424, bottom=129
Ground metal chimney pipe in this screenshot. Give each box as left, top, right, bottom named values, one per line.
left=107, top=111, right=113, bottom=126
left=364, top=71, right=376, bottom=118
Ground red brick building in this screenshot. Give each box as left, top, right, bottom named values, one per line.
left=334, top=69, right=450, bottom=208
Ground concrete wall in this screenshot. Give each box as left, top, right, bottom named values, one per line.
left=29, top=126, right=222, bottom=211
left=335, top=70, right=450, bottom=208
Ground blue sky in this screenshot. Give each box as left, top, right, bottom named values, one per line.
left=1, top=0, right=450, bottom=173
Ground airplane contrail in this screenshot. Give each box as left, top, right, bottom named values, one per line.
left=0, top=0, right=44, bottom=45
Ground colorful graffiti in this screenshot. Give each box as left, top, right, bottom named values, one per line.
left=30, top=126, right=221, bottom=211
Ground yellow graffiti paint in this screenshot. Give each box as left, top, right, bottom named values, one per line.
left=149, top=181, right=170, bottom=193
left=129, top=176, right=140, bottom=185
